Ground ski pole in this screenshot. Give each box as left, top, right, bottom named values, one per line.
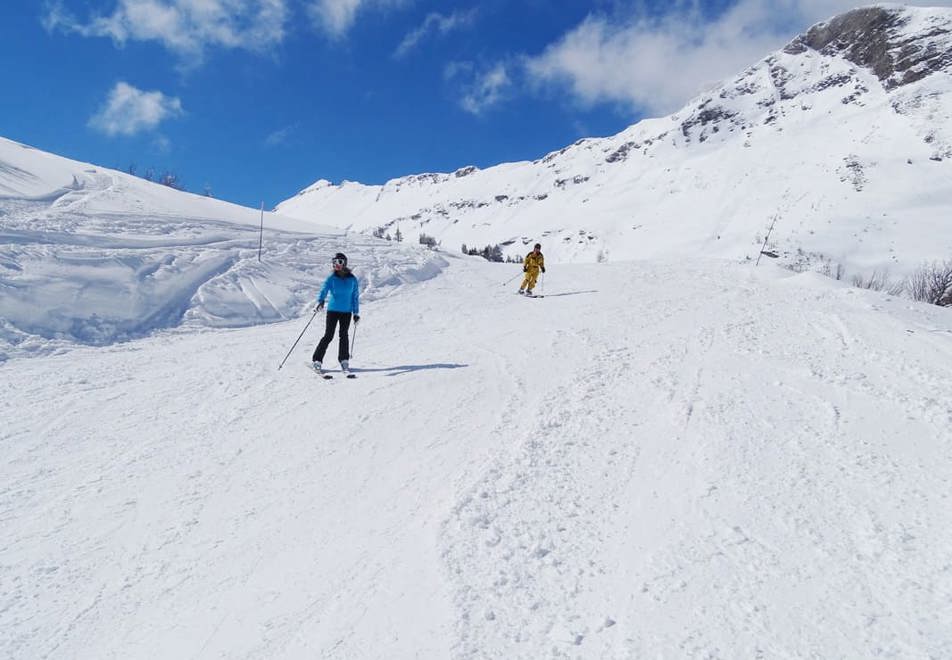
left=278, top=306, right=319, bottom=370
left=351, top=319, right=359, bottom=358
left=502, top=272, right=522, bottom=286
left=541, top=272, right=545, bottom=296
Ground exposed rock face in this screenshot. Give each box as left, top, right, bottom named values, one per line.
left=673, top=6, right=952, bottom=151
left=786, top=6, right=952, bottom=88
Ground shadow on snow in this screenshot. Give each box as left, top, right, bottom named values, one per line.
left=351, top=363, right=469, bottom=376
left=538, top=290, right=598, bottom=298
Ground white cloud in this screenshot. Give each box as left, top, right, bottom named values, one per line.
left=460, top=63, right=510, bottom=115
left=444, top=60, right=473, bottom=81
left=306, top=0, right=411, bottom=38
left=523, top=0, right=952, bottom=116
left=394, top=8, right=477, bottom=58
left=446, top=60, right=511, bottom=114
left=152, top=135, right=172, bottom=153
left=44, top=0, right=288, bottom=62
left=89, top=82, right=184, bottom=136
left=264, top=123, right=299, bottom=146
left=306, top=0, right=360, bottom=36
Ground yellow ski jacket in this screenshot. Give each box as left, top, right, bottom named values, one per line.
left=523, top=251, right=545, bottom=273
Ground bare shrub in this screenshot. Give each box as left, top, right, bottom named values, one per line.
left=126, top=163, right=186, bottom=189
left=816, top=258, right=845, bottom=280
left=851, top=269, right=896, bottom=292
left=907, top=261, right=952, bottom=306
left=157, top=171, right=185, bottom=191
left=886, top=280, right=906, bottom=297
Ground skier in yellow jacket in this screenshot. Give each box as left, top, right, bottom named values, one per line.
left=518, top=243, right=545, bottom=295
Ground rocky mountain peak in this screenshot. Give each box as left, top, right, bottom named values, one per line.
left=277, top=6, right=952, bottom=269
left=785, top=5, right=952, bottom=88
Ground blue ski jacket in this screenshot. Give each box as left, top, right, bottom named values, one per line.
left=318, top=271, right=360, bottom=314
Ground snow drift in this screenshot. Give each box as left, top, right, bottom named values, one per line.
left=0, top=137, right=447, bottom=359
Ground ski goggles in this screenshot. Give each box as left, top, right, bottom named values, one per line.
left=332, top=257, right=346, bottom=267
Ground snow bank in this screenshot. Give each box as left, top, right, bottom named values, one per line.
left=0, top=137, right=449, bottom=360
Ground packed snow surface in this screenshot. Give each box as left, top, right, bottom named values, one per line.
left=3, top=256, right=951, bottom=659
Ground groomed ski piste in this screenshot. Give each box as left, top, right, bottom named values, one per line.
left=5, top=260, right=952, bottom=656
left=3, top=139, right=952, bottom=658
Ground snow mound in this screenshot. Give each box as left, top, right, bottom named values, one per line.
left=0, top=137, right=448, bottom=359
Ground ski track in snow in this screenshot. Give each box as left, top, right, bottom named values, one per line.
left=440, top=263, right=952, bottom=659
left=2, top=259, right=952, bottom=659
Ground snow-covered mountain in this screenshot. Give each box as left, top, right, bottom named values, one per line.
left=277, top=5, right=952, bottom=275
left=0, top=136, right=446, bottom=358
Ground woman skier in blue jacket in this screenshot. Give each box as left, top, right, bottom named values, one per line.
left=312, top=252, right=360, bottom=375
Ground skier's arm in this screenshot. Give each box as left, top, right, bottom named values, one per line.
left=540, top=255, right=545, bottom=273
left=352, top=277, right=360, bottom=316
left=317, top=276, right=332, bottom=306
left=523, top=253, right=529, bottom=271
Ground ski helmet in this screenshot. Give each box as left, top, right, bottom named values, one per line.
left=332, top=252, right=348, bottom=267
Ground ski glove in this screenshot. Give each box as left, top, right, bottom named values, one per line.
left=523, top=267, right=527, bottom=272
left=354, top=314, right=360, bottom=323
left=317, top=301, right=325, bottom=311
left=541, top=267, right=546, bottom=273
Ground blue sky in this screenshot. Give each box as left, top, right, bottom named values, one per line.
left=1, top=0, right=945, bottom=208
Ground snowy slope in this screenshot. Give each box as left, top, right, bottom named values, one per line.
left=3, top=6, right=952, bottom=658
left=0, top=137, right=447, bottom=359
left=3, top=257, right=951, bottom=658
left=277, top=5, right=952, bottom=276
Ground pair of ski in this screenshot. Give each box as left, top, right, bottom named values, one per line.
left=517, top=291, right=544, bottom=298
left=314, top=365, right=356, bottom=379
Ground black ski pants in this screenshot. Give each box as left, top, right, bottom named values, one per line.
left=312, top=311, right=352, bottom=363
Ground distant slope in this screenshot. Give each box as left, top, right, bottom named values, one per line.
left=0, top=137, right=447, bottom=359
left=277, top=5, right=952, bottom=275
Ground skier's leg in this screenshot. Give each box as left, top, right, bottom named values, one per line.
left=312, top=313, right=339, bottom=362
left=337, top=313, right=352, bottom=362
left=526, top=269, right=539, bottom=292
